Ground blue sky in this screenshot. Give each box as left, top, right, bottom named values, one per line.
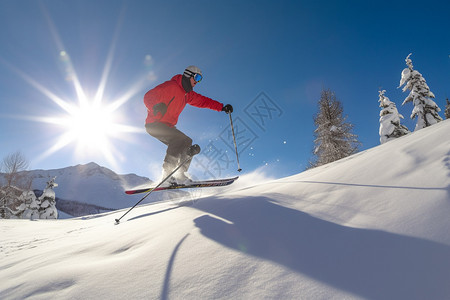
left=1, top=0, right=449, bottom=180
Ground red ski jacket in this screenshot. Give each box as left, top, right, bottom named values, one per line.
left=144, top=74, right=223, bottom=127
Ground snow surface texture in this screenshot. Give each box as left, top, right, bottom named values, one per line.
left=1, top=120, right=450, bottom=299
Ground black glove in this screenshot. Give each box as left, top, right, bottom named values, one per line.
left=222, top=104, right=233, bottom=114
left=153, top=103, right=167, bottom=117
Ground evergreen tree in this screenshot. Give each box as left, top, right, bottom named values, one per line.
left=21, top=191, right=40, bottom=219
left=310, top=89, right=360, bottom=168
left=379, top=90, right=410, bottom=143
left=38, top=177, right=58, bottom=219
left=14, top=191, right=39, bottom=219
left=445, top=98, right=450, bottom=119
left=399, top=53, right=442, bottom=131
left=0, top=186, right=22, bottom=219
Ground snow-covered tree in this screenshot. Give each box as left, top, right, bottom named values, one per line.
left=0, top=186, right=23, bottom=219
left=399, top=53, right=442, bottom=131
left=309, top=89, right=360, bottom=168
left=379, top=90, right=410, bottom=143
left=445, top=98, right=450, bottom=119
left=0, top=177, right=59, bottom=219
left=38, top=177, right=58, bottom=219
left=18, top=191, right=40, bottom=219
left=0, top=183, right=57, bottom=219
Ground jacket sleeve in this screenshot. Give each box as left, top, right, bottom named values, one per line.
left=187, top=92, right=224, bottom=112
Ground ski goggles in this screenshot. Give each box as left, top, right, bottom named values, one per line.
left=193, top=73, right=203, bottom=83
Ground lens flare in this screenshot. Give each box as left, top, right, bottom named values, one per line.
left=1, top=5, right=154, bottom=171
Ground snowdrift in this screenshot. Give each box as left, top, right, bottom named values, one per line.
left=1, top=120, right=449, bottom=299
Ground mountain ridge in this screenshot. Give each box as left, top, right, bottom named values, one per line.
left=0, top=161, right=165, bottom=211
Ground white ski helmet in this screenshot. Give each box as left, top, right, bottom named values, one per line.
left=183, top=65, right=202, bottom=77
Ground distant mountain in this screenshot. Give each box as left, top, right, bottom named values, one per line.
left=1, top=162, right=171, bottom=213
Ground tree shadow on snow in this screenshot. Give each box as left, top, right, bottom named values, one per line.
left=193, top=197, right=450, bottom=300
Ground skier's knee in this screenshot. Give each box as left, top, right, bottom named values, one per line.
left=182, top=136, right=193, bottom=150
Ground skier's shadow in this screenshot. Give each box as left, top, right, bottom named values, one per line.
left=193, top=196, right=450, bottom=299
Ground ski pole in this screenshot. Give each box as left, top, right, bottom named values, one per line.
left=228, top=113, right=242, bottom=172
left=115, top=153, right=194, bottom=225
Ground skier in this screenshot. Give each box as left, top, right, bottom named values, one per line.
left=144, top=65, right=233, bottom=185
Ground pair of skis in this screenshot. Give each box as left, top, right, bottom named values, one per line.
left=115, top=113, right=242, bottom=224
left=115, top=149, right=238, bottom=224
left=125, top=176, right=239, bottom=195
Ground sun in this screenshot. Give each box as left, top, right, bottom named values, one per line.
left=7, top=49, right=147, bottom=170
left=30, top=90, right=143, bottom=170
left=65, top=101, right=117, bottom=154
left=66, top=101, right=111, bottom=146
left=2, top=7, right=154, bottom=171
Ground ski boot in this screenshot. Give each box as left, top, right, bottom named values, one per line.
left=187, top=144, right=201, bottom=157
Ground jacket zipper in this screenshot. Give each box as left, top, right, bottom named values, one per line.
left=167, top=96, right=175, bottom=107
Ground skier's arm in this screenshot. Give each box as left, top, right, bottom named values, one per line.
left=187, top=92, right=223, bottom=111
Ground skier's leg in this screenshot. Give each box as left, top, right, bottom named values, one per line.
left=172, top=144, right=200, bottom=183
left=145, top=123, right=193, bottom=178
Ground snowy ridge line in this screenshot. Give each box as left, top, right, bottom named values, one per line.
left=273, top=180, right=447, bottom=190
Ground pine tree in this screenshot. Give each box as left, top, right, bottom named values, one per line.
left=14, top=191, right=39, bottom=219
left=379, top=90, right=410, bottom=143
left=445, top=98, right=450, bottom=119
left=399, top=53, right=442, bottom=131
left=38, top=177, right=58, bottom=219
left=0, top=186, right=22, bottom=219
left=310, top=89, right=360, bottom=168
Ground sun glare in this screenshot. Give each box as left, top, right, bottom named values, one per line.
left=32, top=83, right=145, bottom=170
left=2, top=6, right=153, bottom=171
left=67, top=102, right=114, bottom=150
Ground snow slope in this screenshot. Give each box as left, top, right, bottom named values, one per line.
left=1, top=120, right=449, bottom=299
